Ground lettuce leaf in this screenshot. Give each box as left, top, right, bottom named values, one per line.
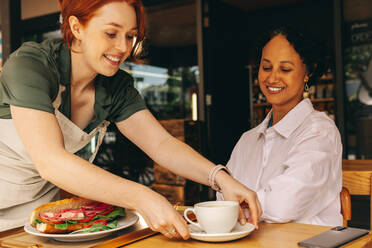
left=33, top=219, right=42, bottom=226
left=92, top=206, right=126, bottom=220
left=69, top=220, right=119, bottom=234
left=54, top=220, right=79, bottom=229
left=55, top=222, right=69, bottom=230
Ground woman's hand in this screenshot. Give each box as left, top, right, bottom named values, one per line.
left=216, top=171, right=262, bottom=229
left=135, top=188, right=190, bottom=240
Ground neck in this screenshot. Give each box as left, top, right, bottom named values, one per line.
left=70, top=46, right=97, bottom=91
left=271, top=97, right=303, bottom=125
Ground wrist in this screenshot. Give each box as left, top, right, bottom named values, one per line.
left=215, top=170, right=231, bottom=192
left=208, top=165, right=231, bottom=192
left=125, top=184, right=154, bottom=209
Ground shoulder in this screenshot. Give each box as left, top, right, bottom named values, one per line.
left=7, top=38, right=63, bottom=66
left=295, top=110, right=341, bottom=146
left=307, top=110, right=339, bottom=135
left=2, top=38, right=63, bottom=81
left=0, top=39, right=62, bottom=111
left=234, top=126, right=261, bottom=149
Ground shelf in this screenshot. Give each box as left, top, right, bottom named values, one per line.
left=310, top=97, right=335, bottom=103
left=253, top=102, right=270, bottom=107
left=320, top=74, right=334, bottom=81
left=253, top=97, right=335, bottom=108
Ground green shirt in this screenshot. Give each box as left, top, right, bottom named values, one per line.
left=0, top=38, right=146, bottom=132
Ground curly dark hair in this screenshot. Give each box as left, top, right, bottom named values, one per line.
left=256, top=25, right=327, bottom=86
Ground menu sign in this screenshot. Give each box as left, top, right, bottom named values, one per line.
left=345, top=19, right=372, bottom=47
left=344, top=19, right=372, bottom=102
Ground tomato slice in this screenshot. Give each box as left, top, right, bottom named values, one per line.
left=98, top=207, right=114, bottom=216
left=78, top=215, right=95, bottom=223
left=38, top=216, right=65, bottom=224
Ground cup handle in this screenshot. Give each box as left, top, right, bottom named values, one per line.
left=184, top=208, right=201, bottom=229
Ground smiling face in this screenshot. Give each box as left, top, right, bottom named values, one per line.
left=258, top=34, right=309, bottom=112
left=71, top=1, right=138, bottom=77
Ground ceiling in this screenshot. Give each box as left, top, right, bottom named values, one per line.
left=145, top=0, right=306, bottom=47
left=145, top=0, right=196, bottom=47
left=222, top=0, right=304, bottom=11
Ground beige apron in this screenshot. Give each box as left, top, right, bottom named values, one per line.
left=0, top=85, right=109, bottom=231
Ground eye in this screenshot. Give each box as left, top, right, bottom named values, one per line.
left=105, top=32, right=117, bottom=39
left=262, top=66, right=271, bottom=71
left=127, top=34, right=138, bottom=41
left=281, top=68, right=292, bottom=72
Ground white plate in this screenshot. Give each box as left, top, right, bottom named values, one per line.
left=189, top=222, right=255, bottom=242
left=24, top=211, right=139, bottom=242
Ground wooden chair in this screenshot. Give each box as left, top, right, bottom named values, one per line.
left=340, top=186, right=351, bottom=226
left=342, top=159, right=372, bottom=229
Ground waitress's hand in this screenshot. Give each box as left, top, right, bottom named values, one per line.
left=135, top=189, right=190, bottom=240
left=216, top=171, right=262, bottom=229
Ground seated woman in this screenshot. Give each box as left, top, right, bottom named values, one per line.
left=217, top=26, right=342, bottom=226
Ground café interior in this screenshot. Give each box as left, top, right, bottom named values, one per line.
left=1, top=0, right=372, bottom=246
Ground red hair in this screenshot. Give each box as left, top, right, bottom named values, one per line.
left=57, top=0, right=145, bottom=62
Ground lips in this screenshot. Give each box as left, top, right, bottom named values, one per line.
left=104, top=54, right=122, bottom=65
left=266, top=85, right=285, bottom=94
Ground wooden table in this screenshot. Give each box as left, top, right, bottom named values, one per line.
left=1, top=222, right=371, bottom=248
left=124, top=222, right=371, bottom=248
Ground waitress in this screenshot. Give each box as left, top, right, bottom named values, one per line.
left=0, top=0, right=261, bottom=238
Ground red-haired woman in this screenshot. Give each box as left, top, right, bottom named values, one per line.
left=0, top=0, right=261, bottom=237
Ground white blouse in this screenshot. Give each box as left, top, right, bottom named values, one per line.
left=217, top=98, right=343, bottom=226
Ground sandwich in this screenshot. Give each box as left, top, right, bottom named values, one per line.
left=29, top=197, right=125, bottom=234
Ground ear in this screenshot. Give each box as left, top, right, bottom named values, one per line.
left=68, top=15, right=83, bottom=40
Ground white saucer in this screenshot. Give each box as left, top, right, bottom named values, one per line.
left=189, top=222, right=255, bottom=242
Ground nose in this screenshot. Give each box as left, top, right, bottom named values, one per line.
left=266, top=69, right=279, bottom=84
left=116, top=34, right=128, bottom=53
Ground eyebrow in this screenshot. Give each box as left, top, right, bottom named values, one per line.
left=105, top=22, right=138, bottom=31
left=280, top=61, right=294, bottom=65
left=262, top=58, right=294, bottom=65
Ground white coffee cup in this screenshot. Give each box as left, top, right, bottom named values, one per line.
left=184, top=201, right=239, bottom=234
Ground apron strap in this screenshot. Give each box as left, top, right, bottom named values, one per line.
left=52, top=85, right=66, bottom=109
left=88, top=120, right=110, bottom=163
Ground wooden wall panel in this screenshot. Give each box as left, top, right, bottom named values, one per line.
left=344, top=0, right=372, bottom=22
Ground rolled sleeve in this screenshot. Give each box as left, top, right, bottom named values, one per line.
left=0, top=56, right=56, bottom=114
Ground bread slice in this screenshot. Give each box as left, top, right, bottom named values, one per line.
left=29, top=197, right=93, bottom=227
left=35, top=222, right=91, bottom=233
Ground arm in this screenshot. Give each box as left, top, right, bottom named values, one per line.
left=258, top=128, right=342, bottom=223
left=116, top=109, right=214, bottom=185
left=116, top=109, right=262, bottom=227
left=10, top=106, right=189, bottom=239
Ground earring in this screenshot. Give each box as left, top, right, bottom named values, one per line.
left=304, top=83, right=310, bottom=92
